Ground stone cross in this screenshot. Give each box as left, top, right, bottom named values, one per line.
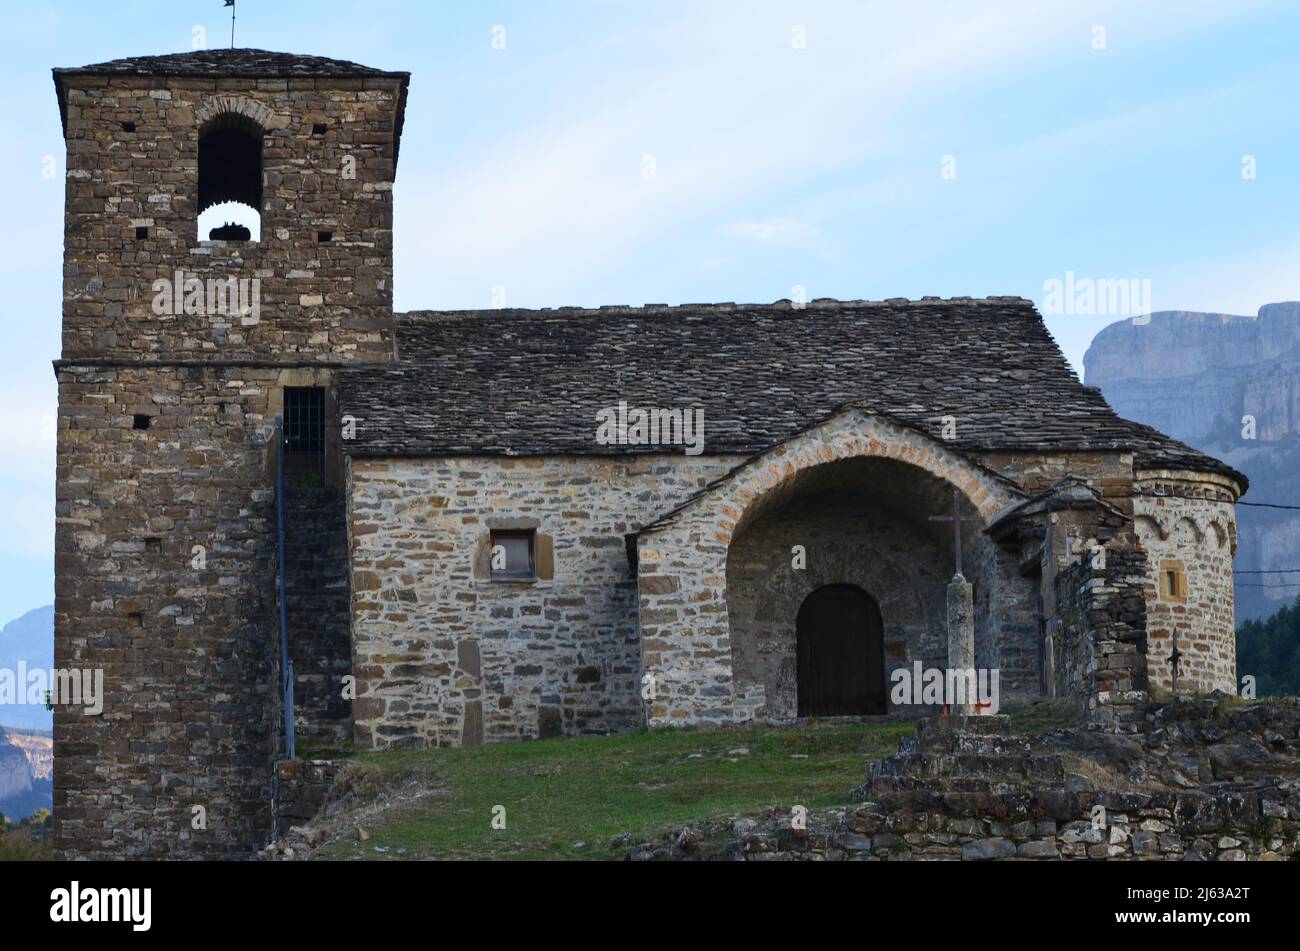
left=946, top=573, right=975, bottom=715
left=928, top=486, right=982, bottom=576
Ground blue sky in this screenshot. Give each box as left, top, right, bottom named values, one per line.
left=1, top=0, right=1298, bottom=625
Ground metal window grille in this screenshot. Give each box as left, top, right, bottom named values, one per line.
left=284, top=387, right=326, bottom=480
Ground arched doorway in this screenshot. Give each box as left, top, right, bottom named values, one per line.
left=796, top=584, right=885, bottom=715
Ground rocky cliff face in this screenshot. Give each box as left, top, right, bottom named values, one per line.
left=0, top=740, right=33, bottom=803
left=0, top=605, right=53, bottom=732
left=4, top=730, right=52, bottom=782
left=0, top=728, right=51, bottom=819
left=1085, top=303, right=1300, bottom=623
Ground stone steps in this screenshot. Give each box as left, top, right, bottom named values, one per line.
left=867, top=715, right=1066, bottom=795
left=898, top=732, right=1031, bottom=757
left=872, top=752, right=1065, bottom=782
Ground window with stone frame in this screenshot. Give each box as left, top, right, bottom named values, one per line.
left=1159, top=559, right=1188, bottom=602
left=489, top=529, right=536, bottom=580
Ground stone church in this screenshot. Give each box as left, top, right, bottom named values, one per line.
left=51, top=50, right=1244, bottom=857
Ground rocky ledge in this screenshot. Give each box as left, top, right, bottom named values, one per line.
left=630, top=697, right=1300, bottom=861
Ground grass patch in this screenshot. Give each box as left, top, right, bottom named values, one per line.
left=1003, top=700, right=1080, bottom=735
left=313, top=711, right=1067, bottom=861
left=315, top=720, right=909, bottom=860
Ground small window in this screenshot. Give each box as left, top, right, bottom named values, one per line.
left=121, top=121, right=136, bottom=133
left=317, top=230, right=334, bottom=243
left=284, top=387, right=325, bottom=452
left=284, top=387, right=326, bottom=482
left=135, top=226, right=149, bottom=240
left=1159, top=560, right=1188, bottom=602
left=132, top=414, right=151, bottom=430
left=490, top=530, right=536, bottom=580
left=312, top=123, right=328, bottom=136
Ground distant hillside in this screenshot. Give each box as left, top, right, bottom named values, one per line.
left=1235, top=598, right=1300, bottom=697
left=0, top=605, right=53, bottom=731
left=1084, top=303, right=1300, bottom=623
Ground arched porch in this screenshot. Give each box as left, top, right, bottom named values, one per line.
left=635, top=407, right=1030, bottom=728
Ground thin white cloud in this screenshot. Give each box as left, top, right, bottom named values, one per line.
left=722, top=217, right=818, bottom=247
left=393, top=0, right=1148, bottom=309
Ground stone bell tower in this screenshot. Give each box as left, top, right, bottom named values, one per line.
left=51, top=49, right=408, bottom=857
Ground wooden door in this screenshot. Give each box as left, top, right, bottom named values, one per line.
left=796, top=584, right=885, bottom=715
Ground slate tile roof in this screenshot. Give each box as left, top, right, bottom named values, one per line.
left=334, top=297, right=1244, bottom=486
left=53, top=48, right=408, bottom=79
left=52, top=49, right=411, bottom=151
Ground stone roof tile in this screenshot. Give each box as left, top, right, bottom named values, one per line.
left=54, top=48, right=407, bottom=79
left=334, top=297, right=1244, bottom=486
left=52, top=49, right=410, bottom=152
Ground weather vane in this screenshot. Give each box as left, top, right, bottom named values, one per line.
left=224, top=0, right=236, bottom=49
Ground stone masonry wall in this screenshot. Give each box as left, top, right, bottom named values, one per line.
left=272, top=758, right=345, bottom=837
left=1053, top=544, right=1149, bottom=730
left=284, top=483, right=353, bottom=745
left=1133, top=471, right=1238, bottom=694
left=726, top=496, right=949, bottom=720
left=979, top=449, right=1136, bottom=507
left=965, top=523, right=1041, bottom=697
left=59, top=73, right=402, bottom=362
left=55, top=69, right=401, bottom=857
left=347, top=454, right=741, bottom=750
left=54, top=364, right=282, bottom=857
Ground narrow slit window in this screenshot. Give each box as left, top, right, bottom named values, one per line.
left=490, top=530, right=536, bottom=580
left=1159, top=560, right=1188, bottom=602
left=133, top=414, right=151, bottom=430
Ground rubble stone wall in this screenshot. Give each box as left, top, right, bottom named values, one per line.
left=347, top=453, right=741, bottom=750
left=1053, top=545, right=1149, bottom=731
left=636, top=785, right=1300, bottom=861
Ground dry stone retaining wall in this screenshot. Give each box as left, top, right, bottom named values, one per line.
left=272, top=759, right=345, bottom=838
left=633, top=784, right=1300, bottom=861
